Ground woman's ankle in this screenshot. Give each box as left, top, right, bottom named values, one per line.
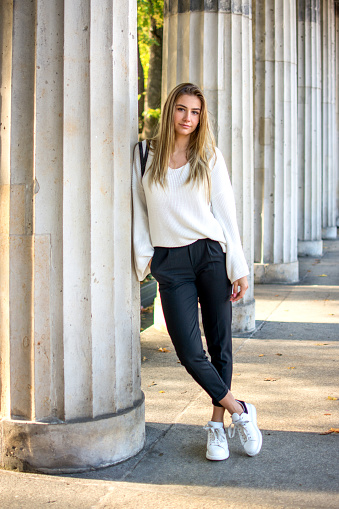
left=234, top=401, right=244, bottom=415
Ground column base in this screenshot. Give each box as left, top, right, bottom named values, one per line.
left=0, top=396, right=145, bottom=474
left=298, top=240, right=323, bottom=257
left=322, top=226, right=337, bottom=239
left=254, top=261, right=299, bottom=284
left=232, top=299, right=256, bottom=334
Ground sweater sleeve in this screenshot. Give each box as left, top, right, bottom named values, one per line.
left=210, top=148, right=249, bottom=284
left=132, top=142, right=154, bottom=281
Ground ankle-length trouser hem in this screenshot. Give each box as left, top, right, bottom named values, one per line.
left=151, top=239, right=233, bottom=407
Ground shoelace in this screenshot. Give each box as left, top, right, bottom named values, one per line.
left=228, top=418, right=252, bottom=441
left=204, top=425, right=226, bottom=446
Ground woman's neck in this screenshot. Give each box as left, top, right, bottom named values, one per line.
left=173, top=134, right=190, bottom=153
left=169, top=135, right=190, bottom=169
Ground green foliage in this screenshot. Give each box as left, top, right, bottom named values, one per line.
left=143, top=107, right=161, bottom=120
left=137, top=0, right=164, bottom=82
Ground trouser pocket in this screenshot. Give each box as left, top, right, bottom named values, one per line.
left=150, top=247, right=168, bottom=278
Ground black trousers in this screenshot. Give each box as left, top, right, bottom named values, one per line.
left=151, top=238, right=233, bottom=407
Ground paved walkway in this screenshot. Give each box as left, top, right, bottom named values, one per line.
left=1, top=240, right=338, bottom=508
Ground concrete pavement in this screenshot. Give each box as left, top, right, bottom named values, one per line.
left=1, top=239, right=338, bottom=508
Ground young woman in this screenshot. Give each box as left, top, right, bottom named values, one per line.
left=132, top=83, right=262, bottom=461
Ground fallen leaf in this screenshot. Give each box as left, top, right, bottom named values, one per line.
left=234, top=373, right=241, bottom=376
left=316, top=343, right=329, bottom=346
left=159, top=390, right=165, bottom=393
left=141, top=305, right=154, bottom=314
left=142, top=356, right=148, bottom=362
left=324, top=413, right=331, bottom=416
left=275, top=294, right=280, bottom=297
left=158, top=347, right=171, bottom=353
left=258, top=354, right=265, bottom=357
left=148, top=381, right=157, bottom=387
left=276, top=353, right=283, bottom=356
left=327, top=396, right=338, bottom=401
left=318, top=274, right=328, bottom=277
left=288, top=366, right=296, bottom=369
left=319, top=428, right=339, bottom=435
left=264, top=377, right=277, bottom=381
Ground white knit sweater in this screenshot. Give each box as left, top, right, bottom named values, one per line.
left=132, top=141, right=249, bottom=283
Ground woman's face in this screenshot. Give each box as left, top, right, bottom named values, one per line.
left=173, top=94, right=201, bottom=138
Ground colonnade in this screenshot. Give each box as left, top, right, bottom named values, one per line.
left=1, top=0, right=339, bottom=473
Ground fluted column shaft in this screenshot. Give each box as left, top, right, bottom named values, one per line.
left=297, top=0, right=323, bottom=257
left=0, top=0, right=144, bottom=473
left=253, top=0, right=299, bottom=283
left=161, top=0, right=255, bottom=333
left=335, top=3, right=339, bottom=227
left=321, top=0, right=338, bottom=239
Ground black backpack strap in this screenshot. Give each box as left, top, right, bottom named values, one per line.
left=138, top=140, right=149, bottom=178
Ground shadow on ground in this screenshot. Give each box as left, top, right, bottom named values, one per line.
left=72, top=422, right=338, bottom=495
left=252, top=321, right=338, bottom=341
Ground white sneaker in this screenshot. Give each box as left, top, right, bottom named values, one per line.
left=204, top=422, right=229, bottom=461
left=228, top=401, right=262, bottom=457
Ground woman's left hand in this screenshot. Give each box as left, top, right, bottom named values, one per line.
left=230, top=276, right=249, bottom=302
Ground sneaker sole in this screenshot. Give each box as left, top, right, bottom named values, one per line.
left=206, top=451, right=229, bottom=461
left=245, top=404, right=263, bottom=457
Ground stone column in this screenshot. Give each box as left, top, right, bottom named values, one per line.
left=321, top=0, right=337, bottom=239
left=297, top=0, right=323, bottom=257
left=0, top=0, right=144, bottom=473
left=160, top=0, right=255, bottom=333
left=253, top=0, right=299, bottom=282
left=335, top=2, right=339, bottom=227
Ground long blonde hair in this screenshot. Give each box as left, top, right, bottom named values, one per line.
left=147, top=83, right=216, bottom=199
